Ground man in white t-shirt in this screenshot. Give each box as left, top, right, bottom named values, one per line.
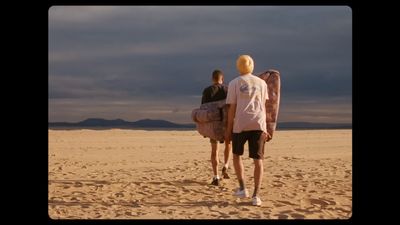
left=225, top=55, right=271, bottom=206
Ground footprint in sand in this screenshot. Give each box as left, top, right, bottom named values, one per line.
left=301, top=198, right=336, bottom=209
left=217, top=215, right=229, bottom=219
left=249, top=212, right=262, bottom=218
left=272, top=181, right=285, bottom=187
left=241, top=207, right=251, bottom=211
left=279, top=210, right=293, bottom=214
left=49, top=196, right=64, bottom=202
left=276, top=200, right=297, bottom=206
left=335, top=191, right=346, bottom=196
left=290, top=213, right=306, bottom=219
left=283, top=173, right=292, bottom=178
left=273, top=202, right=286, bottom=207
left=62, top=184, right=71, bottom=189
left=74, top=182, right=83, bottom=187
left=276, top=214, right=289, bottom=219
left=115, top=192, right=124, bottom=197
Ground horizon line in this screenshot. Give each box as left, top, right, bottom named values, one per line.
left=48, top=118, right=352, bottom=125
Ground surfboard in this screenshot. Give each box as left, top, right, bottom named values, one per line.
left=257, top=69, right=281, bottom=137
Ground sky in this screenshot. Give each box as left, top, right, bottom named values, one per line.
left=49, top=6, right=352, bottom=124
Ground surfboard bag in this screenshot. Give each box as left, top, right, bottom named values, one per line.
left=257, top=69, right=281, bottom=137
left=191, top=99, right=228, bottom=142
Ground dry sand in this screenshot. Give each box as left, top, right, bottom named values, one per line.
left=48, top=129, right=352, bottom=219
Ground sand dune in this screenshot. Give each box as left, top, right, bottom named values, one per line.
left=48, top=129, right=352, bottom=219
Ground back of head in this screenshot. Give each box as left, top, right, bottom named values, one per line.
left=236, top=55, right=254, bottom=75
left=212, top=69, right=223, bottom=83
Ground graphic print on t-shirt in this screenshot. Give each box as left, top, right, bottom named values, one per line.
left=239, top=80, right=261, bottom=101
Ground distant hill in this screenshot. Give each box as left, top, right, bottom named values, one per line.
left=277, top=122, right=352, bottom=130
left=49, top=118, right=351, bottom=130
left=49, top=118, right=195, bottom=129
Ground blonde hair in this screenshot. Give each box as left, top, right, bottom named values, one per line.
left=236, top=55, right=254, bottom=74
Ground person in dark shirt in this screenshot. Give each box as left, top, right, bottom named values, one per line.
left=201, top=69, right=232, bottom=186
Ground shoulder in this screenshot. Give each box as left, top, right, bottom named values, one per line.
left=250, top=74, right=264, bottom=82
left=250, top=74, right=267, bottom=86
left=202, top=85, right=213, bottom=94
left=203, top=85, right=213, bottom=91
left=228, top=77, right=240, bottom=86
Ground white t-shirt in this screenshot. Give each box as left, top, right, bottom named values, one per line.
left=226, top=73, right=269, bottom=133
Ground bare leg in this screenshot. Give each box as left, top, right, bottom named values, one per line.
left=223, top=142, right=231, bottom=168
left=233, top=153, right=245, bottom=190
left=222, top=142, right=231, bottom=178
left=252, top=159, right=264, bottom=197
left=211, top=142, right=219, bottom=176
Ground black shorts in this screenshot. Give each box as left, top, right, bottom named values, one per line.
left=232, top=130, right=265, bottom=159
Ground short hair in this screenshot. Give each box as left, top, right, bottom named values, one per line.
left=236, top=55, right=254, bottom=74
left=212, top=69, right=223, bottom=81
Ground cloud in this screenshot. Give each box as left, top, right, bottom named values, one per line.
left=49, top=6, right=352, bottom=123
left=49, top=6, right=124, bottom=25
left=279, top=96, right=352, bottom=123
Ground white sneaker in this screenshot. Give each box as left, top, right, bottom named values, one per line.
left=234, top=188, right=249, bottom=198
left=252, top=196, right=262, bottom=206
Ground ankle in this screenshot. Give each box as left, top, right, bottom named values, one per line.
left=239, top=179, right=245, bottom=190
left=253, top=188, right=260, bottom=197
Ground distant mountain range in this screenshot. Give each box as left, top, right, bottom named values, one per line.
left=49, top=118, right=194, bottom=129
left=48, top=118, right=351, bottom=130
left=277, top=122, right=351, bottom=130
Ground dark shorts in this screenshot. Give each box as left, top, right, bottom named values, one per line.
left=232, top=130, right=265, bottom=159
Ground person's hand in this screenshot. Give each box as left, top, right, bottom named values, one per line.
left=261, top=132, right=272, bottom=142
left=266, top=132, right=272, bottom=142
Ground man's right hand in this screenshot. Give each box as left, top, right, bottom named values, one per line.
left=266, top=133, right=272, bottom=142
left=260, top=131, right=272, bottom=143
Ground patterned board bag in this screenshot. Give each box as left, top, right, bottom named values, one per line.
left=192, top=69, right=280, bottom=141
left=191, top=99, right=227, bottom=142
left=257, top=69, right=281, bottom=137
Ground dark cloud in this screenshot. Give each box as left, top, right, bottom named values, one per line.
left=49, top=6, right=352, bottom=123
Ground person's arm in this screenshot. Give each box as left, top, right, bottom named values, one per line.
left=225, top=104, right=236, bottom=143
